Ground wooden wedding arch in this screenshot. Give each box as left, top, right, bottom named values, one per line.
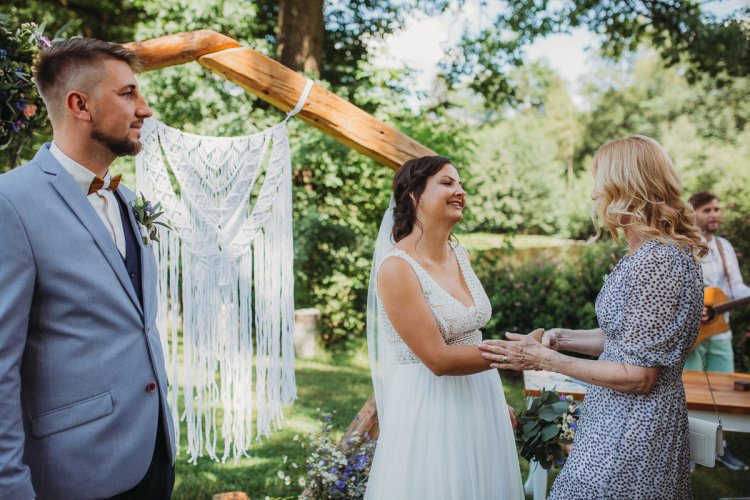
left=125, top=29, right=433, bottom=448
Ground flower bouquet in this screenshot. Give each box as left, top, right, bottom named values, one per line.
left=0, top=17, right=50, bottom=168
left=515, top=389, right=580, bottom=470
left=279, top=414, right=376, bottom=499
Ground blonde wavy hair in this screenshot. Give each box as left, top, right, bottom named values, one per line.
left=591, top=135, right=707, bottom=259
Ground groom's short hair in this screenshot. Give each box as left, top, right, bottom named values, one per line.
left=32, top=38, right=143, bottom=122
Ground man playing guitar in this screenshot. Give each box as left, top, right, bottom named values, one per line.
left=686, top=191, right=750, bottom=470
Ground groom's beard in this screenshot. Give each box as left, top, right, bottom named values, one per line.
left=91, top=129, right=142, bottom=157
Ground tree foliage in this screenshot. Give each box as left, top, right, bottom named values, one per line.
left=467, top=115, right=563, bottom=234
left=444, top=0, right=750, bottom=105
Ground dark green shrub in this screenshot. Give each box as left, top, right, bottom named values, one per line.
left=720, top=209, right=750, bottom=372
left=294, top=211, right=374, bottom=346
left=471, top=241, right=624, bottom=339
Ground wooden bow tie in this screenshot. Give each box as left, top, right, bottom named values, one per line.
left=88, top=174, right=122, bottom=195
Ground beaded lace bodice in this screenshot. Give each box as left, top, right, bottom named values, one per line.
left=377, top=244, right=492, bottom=364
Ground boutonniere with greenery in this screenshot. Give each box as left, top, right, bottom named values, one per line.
left=130, top=193, right=170, bottom=246
left=515, top=389, right=580, bottom=470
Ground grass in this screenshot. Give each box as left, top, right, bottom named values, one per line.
left=172, top=350, right=373, bottom=499
left=457, top=233, right=586, bottom=252
left=172, top=351, right=750, bottom=499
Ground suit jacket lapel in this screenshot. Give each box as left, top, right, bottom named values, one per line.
left=39, top=147, right=144, bottom=317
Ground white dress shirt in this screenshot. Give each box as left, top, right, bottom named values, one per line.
left=700, top=234, right=750, bottom=340
left=49, top=142, right=127, bottom=258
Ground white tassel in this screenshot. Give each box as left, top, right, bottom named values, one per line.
left=135, top=118, right=297, bottom=463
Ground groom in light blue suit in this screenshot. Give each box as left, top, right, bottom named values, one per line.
left=0, top=39, right=175, bottom=499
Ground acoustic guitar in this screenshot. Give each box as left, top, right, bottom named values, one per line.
left=692, top=286, right=750, bottom=348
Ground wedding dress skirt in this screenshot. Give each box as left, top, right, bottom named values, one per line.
left=365, top=364, right=523, bottom=500
left=365, top=246, right=523, bottom=500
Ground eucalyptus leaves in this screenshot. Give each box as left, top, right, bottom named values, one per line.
left=516, top=389, right=580, bottom=470
left=130, top=193, right=169, bottom=245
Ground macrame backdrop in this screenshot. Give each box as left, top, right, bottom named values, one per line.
left=135, top=83, right=311, bottom=462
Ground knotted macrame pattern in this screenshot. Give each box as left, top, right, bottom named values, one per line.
left=136, top=117, right=297, bottom=463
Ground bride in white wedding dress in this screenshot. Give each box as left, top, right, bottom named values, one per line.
left=365, top=156, right=523, bottom=500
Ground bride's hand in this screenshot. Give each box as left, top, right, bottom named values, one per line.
left=528, top=328, right=545, bottom=343
left=508, top=405, right=517, bottom=429
left=542, top=328, right=564, bottom=351
left=479, top=329, right=551, bottom=371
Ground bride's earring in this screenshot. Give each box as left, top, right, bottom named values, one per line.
left=419, top=198, right=424, bottom=208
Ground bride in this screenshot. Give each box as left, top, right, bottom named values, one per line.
left=365, top=156, right=523, bottom=499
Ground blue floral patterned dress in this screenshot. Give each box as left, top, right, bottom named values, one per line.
left=549, top=240, right=703, bottom=500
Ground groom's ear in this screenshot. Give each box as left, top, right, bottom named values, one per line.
left=65, top=91, right=92, bottom=122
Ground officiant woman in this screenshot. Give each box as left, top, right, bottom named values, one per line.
left=480, top=135, right=706, bottom=500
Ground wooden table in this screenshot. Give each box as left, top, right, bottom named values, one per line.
left=521, top=370, right=750, bottom=500
left=523, top=370, right=750, bottom=432
left=682, top=370, right=750, bottom=433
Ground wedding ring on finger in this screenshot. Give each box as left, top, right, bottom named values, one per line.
left=498, top=354, right=509, bottom=363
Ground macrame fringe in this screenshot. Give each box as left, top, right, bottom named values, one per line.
left=137, top=118, right=297, bottom=463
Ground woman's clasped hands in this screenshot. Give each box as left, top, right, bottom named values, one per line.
left=479, top=328, right=563, bottom=371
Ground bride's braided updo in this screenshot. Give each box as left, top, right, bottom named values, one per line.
left=392, top=155, right=452, bottom=242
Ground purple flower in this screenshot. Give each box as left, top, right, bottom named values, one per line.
left=0, top=49, right=7, bottom=60
left=35, top=34, right=52, bottom=49
left=351, top=453, right=369, bottom=471
left=145, top=203, right=153, bottom=213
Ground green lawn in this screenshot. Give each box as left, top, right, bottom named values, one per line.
left=457, top=232, right=586, bottom=252
left=172, top=350, right=374, bottom=499
left=172, top=351, right=750, bottom=499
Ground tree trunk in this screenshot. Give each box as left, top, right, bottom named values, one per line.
left=276, top=0, right=324, bottom=75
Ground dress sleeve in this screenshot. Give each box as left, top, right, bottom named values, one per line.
left=618, top=247, right=688, bottom=368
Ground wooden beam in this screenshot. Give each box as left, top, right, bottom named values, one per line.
left=340, top=394, right=379, bottom=451
left=124, top=30, right=241, bottom=71
left=126, top=30, right=434, bottom=169
left=198, top=48, right=435, bottom=169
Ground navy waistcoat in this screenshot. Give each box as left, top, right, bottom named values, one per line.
left=116, top=195, right=143, bottom=306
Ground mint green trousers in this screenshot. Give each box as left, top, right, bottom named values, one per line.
left=684, top=337, right=734, bottom=373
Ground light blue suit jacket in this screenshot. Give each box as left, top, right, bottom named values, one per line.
left=0, top=145, right=175, bottom=499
